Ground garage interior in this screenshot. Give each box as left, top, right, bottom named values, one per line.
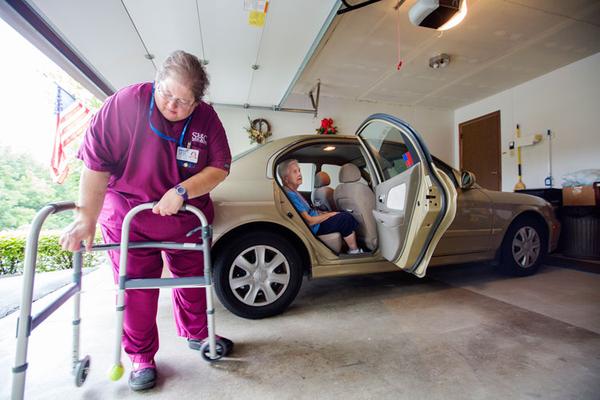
left=1, top=0, right=599, bottom=399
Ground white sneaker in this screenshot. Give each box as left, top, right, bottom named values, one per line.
left=348, top=248, right=364, bottom=255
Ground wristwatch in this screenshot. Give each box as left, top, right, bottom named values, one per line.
left=174, top=184, right=188, bottom=201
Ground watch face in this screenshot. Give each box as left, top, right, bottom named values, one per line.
left=176, top=186, right=186, bottom=195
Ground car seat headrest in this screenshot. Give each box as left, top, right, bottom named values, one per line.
left=314, top=171, right=331, bottom=188
left=339, top=163, right=361, bottom=183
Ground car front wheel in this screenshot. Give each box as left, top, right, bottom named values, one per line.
left=213, top=231, right=304, bottom=319
left=499, top=217, right=547, bottom=276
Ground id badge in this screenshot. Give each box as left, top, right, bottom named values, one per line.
left=176, top=146, right=199, bottom=164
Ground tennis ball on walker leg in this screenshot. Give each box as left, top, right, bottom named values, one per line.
left=108, top=363, right=124, bottom=381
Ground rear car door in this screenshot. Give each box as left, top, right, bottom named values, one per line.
left=357, top=114, right=457, bottom=277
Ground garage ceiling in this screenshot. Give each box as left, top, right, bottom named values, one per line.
left=3, top=0, right=600, bottom=110
left=15, top=0, right=339, bottom=106
left=291, top=0, right=600, bottom=109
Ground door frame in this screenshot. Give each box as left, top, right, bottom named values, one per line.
left=459, top=110, right=501, bottom=191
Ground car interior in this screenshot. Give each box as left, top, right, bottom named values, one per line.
left=276, top=141, right=384, bottom=255
left=275, top=140, right=460, bottom=256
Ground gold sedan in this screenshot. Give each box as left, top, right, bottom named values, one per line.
left=210, top=114, right=560, bottom=319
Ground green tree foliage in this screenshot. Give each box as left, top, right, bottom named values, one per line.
left=0, top=146, right=81, bottom=231
left=0, top=232, right=103, bottom=276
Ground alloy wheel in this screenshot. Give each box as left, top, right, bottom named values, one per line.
left=228, top=245, right=291, bottom=307
left=511, top=226, right=541, bottom=269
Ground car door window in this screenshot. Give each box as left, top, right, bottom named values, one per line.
left=359, top=121, right=419, bottom=183
left=297, top=163, right=315, bottom=192
left=320, top=163, right=368, bottom=189
left=320, top=164, right=341, bottom=188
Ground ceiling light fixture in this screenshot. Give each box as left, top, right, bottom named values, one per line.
left=409, top=0, right=468, bottom=31
left=429, top=53, right=451, bottom=69
left=323, top=146, right=336, bottom=152
left=438, top=0, right=467, bottom=31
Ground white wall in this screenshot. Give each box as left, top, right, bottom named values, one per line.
left=214, top=94, right=454, bottom=163
left=454, top=52, right=600, bottom=192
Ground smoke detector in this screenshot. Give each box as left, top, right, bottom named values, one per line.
left=429, top=53, right=450, bottom=69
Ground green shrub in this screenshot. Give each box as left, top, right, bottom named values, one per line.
left=0, top=232, right=104, bottom=276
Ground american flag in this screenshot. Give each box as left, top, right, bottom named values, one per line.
left=50, top=84, right=92, bottom=184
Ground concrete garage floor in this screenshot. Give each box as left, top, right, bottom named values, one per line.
left=1, top=262, right=599, bottom=400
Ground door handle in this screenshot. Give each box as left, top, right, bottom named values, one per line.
left=491, top=171, right=498, bottom=175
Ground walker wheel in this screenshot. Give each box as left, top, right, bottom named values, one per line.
left=74, top=355, right=91, bottom=387
left=200, top=339, right=225, bottom=362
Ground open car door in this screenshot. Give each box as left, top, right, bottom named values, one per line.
left=357, top=114, right=457, bottom=277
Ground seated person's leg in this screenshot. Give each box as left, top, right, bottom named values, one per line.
left=317, top=212, right=362, bottom=253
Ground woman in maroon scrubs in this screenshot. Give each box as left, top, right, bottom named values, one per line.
left=60, top=50, right=232, bottom=391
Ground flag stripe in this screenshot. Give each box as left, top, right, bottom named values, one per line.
left=51, top=85, right=94, bottom=184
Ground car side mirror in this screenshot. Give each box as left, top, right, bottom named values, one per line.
left=460, top=171, right=476, bottom=189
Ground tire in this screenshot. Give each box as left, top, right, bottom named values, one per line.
left=499, top=217, right=547, bottom=276
left=213, top=231, right=304, bottom=319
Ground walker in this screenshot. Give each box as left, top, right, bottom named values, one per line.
left=11, top=201, right=224, bottom=400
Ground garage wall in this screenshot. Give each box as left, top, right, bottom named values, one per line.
left=454, top=52, right=600, bottom=192
left=214, top=95, right=454, bottom=163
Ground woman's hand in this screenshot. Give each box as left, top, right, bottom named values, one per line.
left=59, top=215, right=97, bottom=252
left=153, top=188, right=184, bottom=216
left=59, top=167, right=110, bottom=253
left=324, top=211, right=339, bottom=220
left=302, top=210, right=339, bottom=226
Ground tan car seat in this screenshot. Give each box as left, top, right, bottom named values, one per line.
left=334, top=163, right=378, bottom=251
left=310, top=171, right=342, bottom=252
left=317, top=232, right=343, bottom=253
left=311, top=171, right=336, bottom=211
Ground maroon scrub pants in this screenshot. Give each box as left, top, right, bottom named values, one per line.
left=101, top=225, right=208, bottom=364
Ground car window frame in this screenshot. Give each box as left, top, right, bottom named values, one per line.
left=432, top=156, right=459, bottom=187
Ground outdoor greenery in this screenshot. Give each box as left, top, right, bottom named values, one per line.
left=0, top=232, right=104, bottom=276
left=0, top=146, right=103, bottom=276
left=0, top=146, right=80, bottom=231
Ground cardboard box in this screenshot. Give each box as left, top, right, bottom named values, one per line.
left=562, top=183, right=600, bottom=206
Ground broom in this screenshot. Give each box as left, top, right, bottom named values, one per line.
left=514, top=124, right=526, bottom=191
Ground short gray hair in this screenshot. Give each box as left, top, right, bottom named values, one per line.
left=277, top=159, right=298, bottom=182
left=155, top=50, right=209, bottom=101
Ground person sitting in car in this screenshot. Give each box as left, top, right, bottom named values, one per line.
left=277, top=159, right=363, bottom=254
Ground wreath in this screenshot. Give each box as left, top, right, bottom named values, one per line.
left=245, top=117, right=272, bottom=144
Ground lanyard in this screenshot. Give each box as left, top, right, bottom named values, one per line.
left=148, top=84, right=192, bottom=147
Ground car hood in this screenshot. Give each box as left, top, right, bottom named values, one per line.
left=479, top=187, right=550, bottom=207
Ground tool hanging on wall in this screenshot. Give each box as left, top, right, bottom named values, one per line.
left=508, top=124, right=543, bottom=191
left=513, top=124, right=526, bottom=190
left=544, top=129, right=554, bottom=188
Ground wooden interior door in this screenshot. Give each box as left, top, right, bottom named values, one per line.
left=459, top=111, right=501, bottom=191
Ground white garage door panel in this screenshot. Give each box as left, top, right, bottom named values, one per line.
left=249, top=0, right=339, bottom=106
left=25, top=0, right=340, bottom=106
left=29, top=0, right=155, bottom=91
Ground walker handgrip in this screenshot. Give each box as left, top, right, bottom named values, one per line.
left=48, top=201, right=77, bottom=214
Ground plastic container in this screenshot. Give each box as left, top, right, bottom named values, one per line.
left=559, top=206, right=600, bottom=259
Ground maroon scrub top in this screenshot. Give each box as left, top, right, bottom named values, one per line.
left=78, top=82, right=231, bottom=236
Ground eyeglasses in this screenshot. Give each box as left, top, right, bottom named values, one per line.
left=155, top=84, right=195, bottom=108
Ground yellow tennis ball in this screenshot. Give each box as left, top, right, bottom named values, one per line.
left=108, top=363, right=124, bottom=381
